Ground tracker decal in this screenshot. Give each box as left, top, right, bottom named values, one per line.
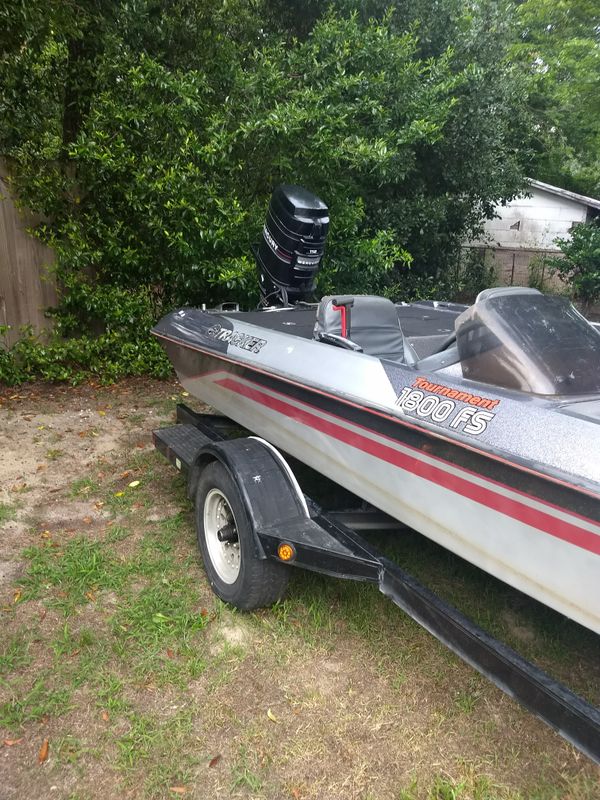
left=396, top=377, right=499, bottom=436
left=207, top=323, right=266, bottom=354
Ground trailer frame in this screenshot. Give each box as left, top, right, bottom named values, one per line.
left=153, top=403, right=600, bottom=765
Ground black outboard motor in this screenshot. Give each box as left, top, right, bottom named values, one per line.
left=255, top=184, right=329, bottom=306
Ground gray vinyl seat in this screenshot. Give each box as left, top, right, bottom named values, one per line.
left=314, top=295, right=415, bottom=363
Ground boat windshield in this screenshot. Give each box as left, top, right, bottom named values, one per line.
left=455, top=294, right=600, bottom=395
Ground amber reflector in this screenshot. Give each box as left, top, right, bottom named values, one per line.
left=277, top=543, right=295, bottom=561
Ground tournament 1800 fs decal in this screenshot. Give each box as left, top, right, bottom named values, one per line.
left=396, top=376, right=500, bottom=436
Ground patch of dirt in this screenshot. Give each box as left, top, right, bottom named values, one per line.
left=210, top=621, right=253, bottom=655
left=145, top=505, right=183, bottom=523
left=0, top=560, right=26, bottom=590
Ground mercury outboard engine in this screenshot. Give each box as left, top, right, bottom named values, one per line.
left=255, top=184, right=329, bottom=306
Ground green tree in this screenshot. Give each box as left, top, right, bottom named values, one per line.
left=511, top=0, right=600, bottom=196
left=0, top=1, right=531, bottom=383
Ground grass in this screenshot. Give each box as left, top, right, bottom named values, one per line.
left=70, top=477, right=101, bottom=498
left=4, top=507, right=207, bottom=790
left=0, top=675, right=73, bottom=727
left=112, top=579, right=207, bottom=645
left=0, top=624, right=110, bottom=729
left=0, top=501, right=18, bottom=524
left=231, top=745, right=264, bottom=792
left=7, top=508, right=598, bottom=797
left=0, top=630, right=33, bottom=675
left=396, top=771, right=600, bottom=800
left=452, top=687, right=481, bottom=715
left=53, top=734, right=90, bottom=766
left=146, top=394, right=182, bottom=418
left=398, top=774, right=507, bottom=800
left=110, top=575, right=210, bottom=686
left=46, top=448, right=65, bottom=461
left=94, top=671, right=130, bottom=716
left=20, top=537, right=129, bottom=613
left=105, top=523, right=132, bottom=543
left=116, top=708, right=199, bottom=796
left=51, top=623, right=97, bottom=657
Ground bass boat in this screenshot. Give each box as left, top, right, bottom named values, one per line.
left=153, top=185, right=600, bottom=635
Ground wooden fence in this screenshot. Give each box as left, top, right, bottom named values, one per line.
left=0, top=162, right=57, bottom=349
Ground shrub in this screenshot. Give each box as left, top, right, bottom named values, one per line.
left=546, top=221, right=600, bottom=313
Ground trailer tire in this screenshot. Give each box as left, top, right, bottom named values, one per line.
left=195, top=460, right=289, bottom=610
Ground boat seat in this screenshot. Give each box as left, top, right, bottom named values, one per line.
left=314, top=295, right=416, bottom=364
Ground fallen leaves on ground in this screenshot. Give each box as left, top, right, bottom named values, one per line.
left=208, top=754, right=222, bottom=768
left=3, top=738, right=23, bottom=747
left=267, top=708, right=279, bottom=723
left=38, top=739, right=49, bottom=764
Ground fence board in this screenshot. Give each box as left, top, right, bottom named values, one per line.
left=0, top=164, right=57, bottom=349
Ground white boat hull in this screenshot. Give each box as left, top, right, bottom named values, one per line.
left=183, top=368, right=600, bottom=635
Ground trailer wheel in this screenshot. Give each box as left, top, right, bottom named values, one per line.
left=195, top=460, right=289, bottom=610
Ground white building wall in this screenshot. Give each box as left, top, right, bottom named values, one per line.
left=472, top=187, right=589, bottom=251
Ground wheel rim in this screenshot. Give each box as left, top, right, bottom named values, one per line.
left=203, top=488, right=241, bottom=584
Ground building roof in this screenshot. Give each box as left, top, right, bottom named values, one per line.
left=527, top=178, right=600, bottom=211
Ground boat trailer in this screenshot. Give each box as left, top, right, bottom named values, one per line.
left=154, top=404, right=600, bottom=765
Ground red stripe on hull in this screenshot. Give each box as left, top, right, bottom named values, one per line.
left=215, top=376, right=600, bottom=557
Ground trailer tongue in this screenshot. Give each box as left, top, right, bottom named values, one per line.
left=154, top=404, right=600, bottom=765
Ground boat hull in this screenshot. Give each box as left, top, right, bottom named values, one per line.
left=156, top=331, right=600, bottom=635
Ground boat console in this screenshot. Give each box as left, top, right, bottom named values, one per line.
left=455, top=288, right=600, bottom=395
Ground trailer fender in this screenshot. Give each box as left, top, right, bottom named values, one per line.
left=188, top=437, right=308, bottom=559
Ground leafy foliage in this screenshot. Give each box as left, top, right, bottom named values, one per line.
left=0, top=1, right=531, bottom=384
left=545, top=221, right=600, bottom=312
left=511, top=0, right=600, bottom=196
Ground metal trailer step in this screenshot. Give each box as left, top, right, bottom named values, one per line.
left=153, top=424, right=211, bottom=472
